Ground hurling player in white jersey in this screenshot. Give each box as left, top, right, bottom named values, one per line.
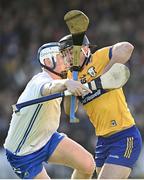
left=4, top=42, right=95, bottom=179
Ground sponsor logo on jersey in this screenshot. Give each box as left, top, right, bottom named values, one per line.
left=79, top=89, right=107, bottom=105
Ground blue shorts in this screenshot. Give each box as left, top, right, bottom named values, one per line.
left=95, top=126, right=142, bottom=168
left=5, top=132, right=65, bottom=179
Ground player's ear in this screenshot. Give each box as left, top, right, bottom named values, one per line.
left=44, top=58, right=51, bottom=67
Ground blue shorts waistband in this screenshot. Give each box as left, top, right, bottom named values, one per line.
left=98, top=125, right=137, bottom=143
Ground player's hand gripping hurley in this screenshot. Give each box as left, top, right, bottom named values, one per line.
left=64, top=10, right=89, bottom=123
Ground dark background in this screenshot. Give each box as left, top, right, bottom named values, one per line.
left=0, top=0, right=144, bottom=178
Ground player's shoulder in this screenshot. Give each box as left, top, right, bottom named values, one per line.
left=93, top=46, right=111, bottom=55
left=32, top=71, right=51, bottom=82
left=92, top=46, right=112, bottom=62
left=26, top=71, right=52, bottom=90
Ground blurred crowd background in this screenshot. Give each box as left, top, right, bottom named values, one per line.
left=0, top=0, right=144, bottom=178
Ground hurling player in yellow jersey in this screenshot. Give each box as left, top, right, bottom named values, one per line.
left=59, top=34, right=142, bottom=179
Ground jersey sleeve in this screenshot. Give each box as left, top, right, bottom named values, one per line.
left=18, top=74, right=52, bottom=104
left=32, top=75, right=52, bottom=98
left=93, top=46, right=112, bottom=70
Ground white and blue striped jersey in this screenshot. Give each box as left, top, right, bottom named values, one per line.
left=4, top=71, right=62, bottom=156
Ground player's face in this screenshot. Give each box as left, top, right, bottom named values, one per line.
left=61, top=47, right=73, bottom=67
left=61, top=45, right=89, bottom=68
left=44, top=53, right=70, bottom=74
left=55, top=53, right=70, bottom=73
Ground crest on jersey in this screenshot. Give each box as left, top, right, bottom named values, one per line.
left=87, top=66, right=97, bottom=77
left=111, top=120, right=117, bottom=127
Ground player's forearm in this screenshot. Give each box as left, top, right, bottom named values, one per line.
left=42, top=79, right=92, bottom=96
left=41, top=79, right=68, bottom=96
left=103, top=42, right=134, bottom=73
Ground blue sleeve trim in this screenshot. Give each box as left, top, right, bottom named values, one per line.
left=109, top=47, right=113, bottom=60
left=40, top=82, right=52, bottom=96
left=40, top=83, right=46, bottom=96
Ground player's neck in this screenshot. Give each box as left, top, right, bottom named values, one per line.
left=43, top=69, right=61, bottom=80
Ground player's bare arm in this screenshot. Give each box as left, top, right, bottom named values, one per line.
left=103, top=42, right=134, bottom=73
left=41, top=79, right=92, bottom=97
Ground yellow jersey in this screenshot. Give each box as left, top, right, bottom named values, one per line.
left=68, top=47, right=135, bottom=136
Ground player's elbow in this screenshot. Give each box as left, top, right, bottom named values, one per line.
left=122, top=42, right=134, bottom=62
left=112, top=42, right=134, bottom=64
left=122, top=42, right=134, bottom=55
